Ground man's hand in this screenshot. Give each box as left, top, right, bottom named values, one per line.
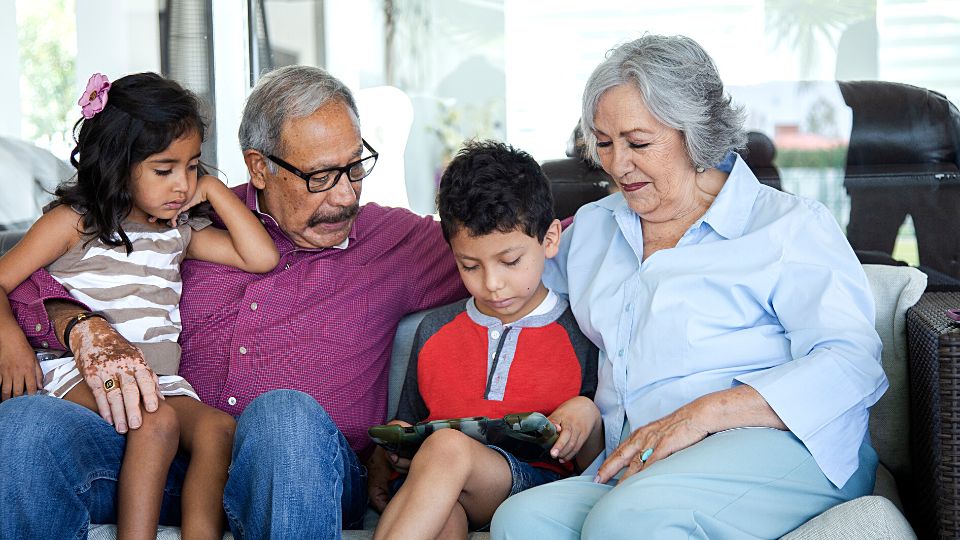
left=69, top=316, right=161, bottom=433
left=547, top=396, right=602, bottom=464
left=48, top=301, right=162, bottom=433
left=0, top=330, right=43, bottom=401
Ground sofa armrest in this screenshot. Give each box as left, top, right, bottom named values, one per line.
left=906, top=291, right=960, bottom=539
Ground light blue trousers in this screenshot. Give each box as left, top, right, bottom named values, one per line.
left=490, top=428, right=877, bottom=540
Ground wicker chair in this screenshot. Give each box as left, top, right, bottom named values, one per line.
left=906, top=294, right=960, bottom=539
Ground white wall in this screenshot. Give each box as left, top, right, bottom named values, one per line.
left=75, top=0, right=161, bottom=90
left=0, top=1, right=22, bottom=138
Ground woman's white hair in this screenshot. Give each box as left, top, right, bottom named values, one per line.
left=581, top=34, right=746, bottom=169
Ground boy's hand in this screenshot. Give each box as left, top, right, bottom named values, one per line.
left=384, top=419, right=413, bottom=474
left=547, top=396, right=601, bottom=463
left=0, top=332, right=43, bottom=401
left=366, top=446, right=393, bottom=513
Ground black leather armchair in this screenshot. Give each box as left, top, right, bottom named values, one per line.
left=840, top=81, right=960, bottom=281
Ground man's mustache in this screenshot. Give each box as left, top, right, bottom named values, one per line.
left=307, top=204, right=359, bottom=227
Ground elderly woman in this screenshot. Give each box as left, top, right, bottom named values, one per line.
left=491, top=35, right=886, bottom=539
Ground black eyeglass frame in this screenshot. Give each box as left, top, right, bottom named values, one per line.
left=266, top=139, right=379, bottom=193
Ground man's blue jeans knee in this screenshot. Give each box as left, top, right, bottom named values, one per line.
left=224, top=389, right=367, bottom=539
left=0, top=395, right=186, bottom=539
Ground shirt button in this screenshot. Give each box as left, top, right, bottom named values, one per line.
left=239, top=346, right=247, bottom=354
left=250, top=302, right=258, bottom=311
left=35, top=323, right=43, bottom=332
left=618, top=349, right=624, bottom=357
left=491, top=330, right=500, bottom=339
left=41, top=341, right=49, bottom=348
left=227, top=396, right=237, bottom=406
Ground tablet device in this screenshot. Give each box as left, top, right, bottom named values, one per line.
left=368, top=411, right=559, bottom=461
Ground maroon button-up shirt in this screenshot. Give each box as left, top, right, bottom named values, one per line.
left=11, top=183, right=466, bottom=456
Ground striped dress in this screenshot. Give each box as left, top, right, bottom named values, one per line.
left=40, top=213, right=208, bottom=399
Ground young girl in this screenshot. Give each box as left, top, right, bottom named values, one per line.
left=0, top=72, right=279, bottom=539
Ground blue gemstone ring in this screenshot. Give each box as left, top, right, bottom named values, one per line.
left=640, top=447, right=654, bottom=462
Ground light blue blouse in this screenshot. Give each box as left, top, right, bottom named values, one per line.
left=544, top=154, right=887, bottom=488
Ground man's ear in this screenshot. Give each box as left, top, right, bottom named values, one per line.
left=543, top=219, right=562, bottom=259
left=244, top=150, right=269, bottom=190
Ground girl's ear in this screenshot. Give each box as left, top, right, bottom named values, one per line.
left=543, top=219, right=562, bottom=259
left=244, top=150, right=269, bottom=190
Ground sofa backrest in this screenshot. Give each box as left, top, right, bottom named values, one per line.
left=862, top=264, right=927, bottom=481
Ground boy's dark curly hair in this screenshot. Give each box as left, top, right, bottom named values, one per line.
left=55, top=72, right=207, bottom=253
left=438, top=140, right=554, bottom=244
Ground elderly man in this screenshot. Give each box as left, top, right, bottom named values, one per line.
left=0, top=66, right=464, bottom=538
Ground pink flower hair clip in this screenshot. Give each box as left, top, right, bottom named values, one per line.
left=78, top=73, right=111, bottom=119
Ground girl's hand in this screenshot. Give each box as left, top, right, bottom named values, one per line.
left=548, top=396, right=602, bottom=463
left=0, top=331, right=44, bottom=401
left=152, top=175, right=223, bottom=227
left=69, top=315, right=163, bottom=434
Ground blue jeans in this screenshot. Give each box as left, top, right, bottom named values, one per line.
left=224, top=389, right=367, bottom=538
left=0, top=390, right=366, bottom=539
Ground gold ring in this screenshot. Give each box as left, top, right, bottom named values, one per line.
left=103, top=378, right=120, bottom=392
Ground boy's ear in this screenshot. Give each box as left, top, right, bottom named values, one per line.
left=244, top=150, right=269, bottom=190
left=543, top=219, right=562, bottom=259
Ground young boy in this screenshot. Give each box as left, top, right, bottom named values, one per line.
left=372, top=140, right=602, bottom=539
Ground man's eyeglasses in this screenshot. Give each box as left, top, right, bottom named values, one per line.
left=267, top=139, right=379, bottom=193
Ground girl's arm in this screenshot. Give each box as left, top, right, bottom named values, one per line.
left=0, top=206, right=82, bottom=400
left=184, top=176, right=279, bottom=273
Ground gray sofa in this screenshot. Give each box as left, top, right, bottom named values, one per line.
left=0, top=219, right=926, bottom=540
left=87, top=259, right=923, bottom=539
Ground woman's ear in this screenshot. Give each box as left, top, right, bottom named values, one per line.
left=244, top=150, right=269, bottom=190
left=543, top=219, right=563, bottom=259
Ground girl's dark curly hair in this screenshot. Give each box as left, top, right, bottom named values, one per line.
left=56, top=72, right=206, bottom=253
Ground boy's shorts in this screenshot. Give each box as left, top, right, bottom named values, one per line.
left=486, top=445, right=563, bottom=497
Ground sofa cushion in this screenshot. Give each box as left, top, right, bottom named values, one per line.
left=862, top=264, right=927, bottom=483
left=780, top=496, right=916, bottom=540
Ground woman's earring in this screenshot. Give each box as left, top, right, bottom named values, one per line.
left=695, top=166, right=706, bottom=173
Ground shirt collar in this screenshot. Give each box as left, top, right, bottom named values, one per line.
left=694, top=152, right=762, bottom=240
left=465, top=290, right=568, bottom=329
left=243, top=181, right=353, bottom=250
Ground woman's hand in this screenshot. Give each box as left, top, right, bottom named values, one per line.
left=548, top=396, right=602, bottom=464
left=595, top=402, right=710, bottom=485
left=0, top=330, right=43, bottom=401
left=67, top=315, right=162, bottom=434
left=594, top=385, right=787, bottom=485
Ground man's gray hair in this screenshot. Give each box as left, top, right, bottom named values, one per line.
left=239, top=65, right=359, bottom=169
left=580, top=34, right=746, bottom=169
